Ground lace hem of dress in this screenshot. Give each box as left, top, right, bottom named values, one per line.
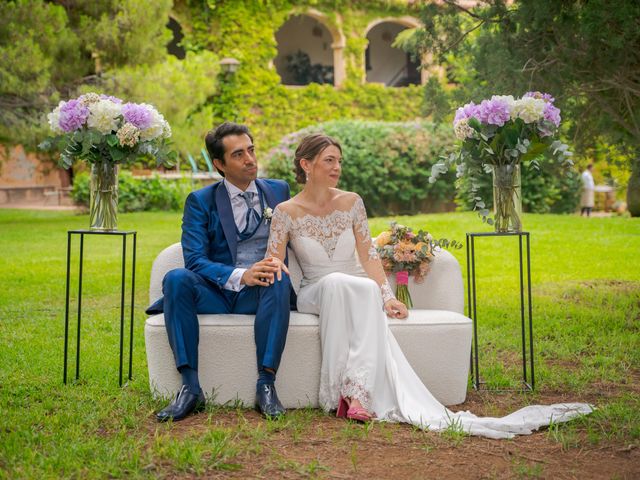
left=319, top=367, right=373, bottom=412
left=381, top=279, right=395, bottom=303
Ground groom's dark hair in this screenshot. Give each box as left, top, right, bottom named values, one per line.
left=205, top=122, right=254, bottom=176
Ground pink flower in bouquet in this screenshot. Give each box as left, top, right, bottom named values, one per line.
left=477, top=98, right=511, bottom=127
left=393, top=242, right=417, bottom=263
left=58, top=100, right=89, bottom=132
left=543, top=103, right=561, bottom=127
left=453, top=102, right=480, bottom=125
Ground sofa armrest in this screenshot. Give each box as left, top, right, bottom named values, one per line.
left=149, top=242, right=184, bottom=304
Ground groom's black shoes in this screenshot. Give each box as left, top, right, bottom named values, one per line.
left=156, top=385, right=205, bottom=422
left=255, top=384, right=285, bottom=418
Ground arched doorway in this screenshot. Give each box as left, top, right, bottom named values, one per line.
left=365, top=20, right=421, bottom=87
left=274, top=14, right=339, bottom=86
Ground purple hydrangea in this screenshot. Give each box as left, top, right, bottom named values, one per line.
left=58, top=100, right=89, bottom=132
left=122, top=103, right=153, bottom=129
left=543, top=102, right=561, bottom=127
left=453, top=102, right=480, bottom=125
left=524, top=91, right=555, bottom=103
left=477, top=98, right=511, bottom=127
left=100, top=94, right=123, bottom=104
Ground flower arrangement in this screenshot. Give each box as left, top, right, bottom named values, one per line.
left=40, top=93, right=176, bottom=230
left=375, top=222, right=460, bottom=308
left=40, top=92, right=176, bottom=169
left=430, top=92, right=573, bottom=232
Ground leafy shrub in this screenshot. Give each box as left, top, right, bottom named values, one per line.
left=71, top=171, right=191, bottom=212
left=264, top=120, right=458, bottom=216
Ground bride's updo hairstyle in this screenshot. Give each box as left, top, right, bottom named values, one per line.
left=293, top=134, right=342, bottom=184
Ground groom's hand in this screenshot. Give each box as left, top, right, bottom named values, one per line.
left=241, top=258, right=289, bottom=287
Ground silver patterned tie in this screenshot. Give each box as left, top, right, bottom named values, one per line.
left=239, top=191, right=261, bottom=238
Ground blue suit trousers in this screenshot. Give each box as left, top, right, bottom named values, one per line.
left=161, top=268, right=292, bottom=373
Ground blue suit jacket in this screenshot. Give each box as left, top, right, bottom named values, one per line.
left=146, top=178, right=290, bottom=314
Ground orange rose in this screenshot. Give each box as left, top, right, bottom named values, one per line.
left=398, top=240, right=416, bottom=252
left=375, top=231, right=392, bottom=247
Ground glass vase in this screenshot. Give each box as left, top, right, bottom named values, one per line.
left=492, top=163, right=522, bottom=233
left=89, top=161, right=119, bottom=231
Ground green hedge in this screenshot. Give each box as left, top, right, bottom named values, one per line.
left=264, top=120, right=458, bottom=216
left=71, top=171, right=192, bottom=212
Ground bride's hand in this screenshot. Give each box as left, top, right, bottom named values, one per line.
left=266, top=256, right=289, bottom=282
left=242, top=257, right=289, bottom=286
left=384, top=299, right=408, bottom=319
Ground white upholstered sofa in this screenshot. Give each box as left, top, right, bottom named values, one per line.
left=145, top=243, right=472, bottom=407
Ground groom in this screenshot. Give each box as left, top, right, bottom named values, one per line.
left=146, top=122, right=293, bottom=422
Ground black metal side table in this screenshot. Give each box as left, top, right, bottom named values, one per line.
left=466, top=231, right=534, bottom=391
left=63, top=229, right=137, bottom=386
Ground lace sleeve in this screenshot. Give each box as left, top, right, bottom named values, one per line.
left=352, top=196, right=396, bottom=304
left=266, top=206, right=292, bottom=261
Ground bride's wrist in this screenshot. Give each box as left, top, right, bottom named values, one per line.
left=381, top=280, right=395, bottom=304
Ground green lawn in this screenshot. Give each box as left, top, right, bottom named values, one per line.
left=0, top=209, right=639, bottom=478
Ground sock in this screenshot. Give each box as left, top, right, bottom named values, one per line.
left=179, top=366, right=201, bottom=394
left=257, top=368, right=276, bottom=388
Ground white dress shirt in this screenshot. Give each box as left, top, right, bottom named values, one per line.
left=222, top=179, right=262, bottom=292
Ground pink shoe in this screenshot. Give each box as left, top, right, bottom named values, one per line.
left=346, top=406, right=374, bottom=422
left=336, top=396, right=349, bottom=418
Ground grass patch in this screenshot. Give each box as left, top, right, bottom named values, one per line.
left=1, top=209, right=639, bottom=477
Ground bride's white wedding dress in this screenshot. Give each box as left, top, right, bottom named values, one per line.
left=267, top=194, right=592, bottom=439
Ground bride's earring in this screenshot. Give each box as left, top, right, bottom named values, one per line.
left=305, top=170, right=310, bottom=182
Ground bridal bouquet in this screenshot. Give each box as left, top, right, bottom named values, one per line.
left=429, top=92, right=573, bottom=232
left=375, top=223, right=437, bottom=308
left=39, top=92, right=176, bottom=230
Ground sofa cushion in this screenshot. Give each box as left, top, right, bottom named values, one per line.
left=145, top=309, right=471, bottom=407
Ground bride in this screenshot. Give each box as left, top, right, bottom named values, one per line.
left=266, top=134, right=592, bottom=439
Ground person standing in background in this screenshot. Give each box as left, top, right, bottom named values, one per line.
left=581, top=164, right=595, bottom=216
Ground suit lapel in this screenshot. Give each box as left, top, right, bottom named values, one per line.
left=257, top=179, right=278, bottom=209
left=214, top=182, right=238, bottom=264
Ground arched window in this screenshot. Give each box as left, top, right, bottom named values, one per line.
left=274, top=14, right=336, bottom=86
left=167, top=17, right=185, bottom=59
left=365, top=21, right=421, bottom=87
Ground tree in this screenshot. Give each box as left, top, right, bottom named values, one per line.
left=403, top=0, right=640, bottom=215
left=0, top=0, right=172, bottom=148
left=100, top=51, right=220, bottom=158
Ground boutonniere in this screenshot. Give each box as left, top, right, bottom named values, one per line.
left=263, top=207, right=273, bottom=223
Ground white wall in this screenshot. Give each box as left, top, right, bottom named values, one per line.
left=274, top=15, right=334, bottom=85
left=366, top=22, right=408, bottom=85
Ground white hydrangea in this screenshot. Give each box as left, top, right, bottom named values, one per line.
left=47, top=101, right=64, bottom=134
left=139, top=105, right=166, bottom=141
left=454, top=117, right=475, bottom=140
left=491, top=95, right=516, bottom=118
left=513, top=97, right=546, bottom=123
left=87, top=99, right=122, bottom=134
